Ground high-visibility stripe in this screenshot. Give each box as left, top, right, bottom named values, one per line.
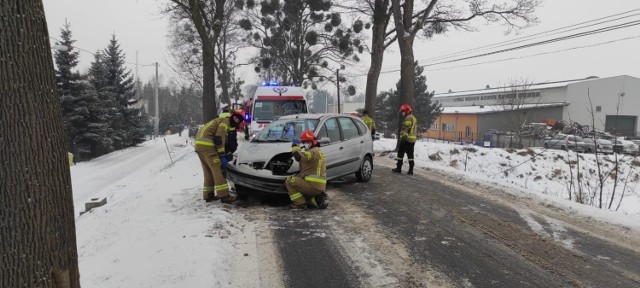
left=196, top=141, right=215, bottom=146
left=396, top=157, right=402, bottom=160
left=202, top=186, right=214, bottom=192
left=219, top=123, right=229, bottom=132
left=303, top=151, right=312, bottom=160
left=215, top=183, right=229, bottom=191
left=310, top=197, right=318, bottom=207
left=213, top=158, right=220, bottom=163
left=290, top=192, right=303, bottom=201
left=217, top=147, right=225, bottom=153
left=196, top=137, right=213, bottom=143
left=292, top=146, right=301, bottom=152
left=198, top=120, right=216, bottom=138
left=317, top=151, right=326, bottom=175
left=305, top=175, right=327, bottom=184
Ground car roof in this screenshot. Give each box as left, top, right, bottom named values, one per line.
left=278, top=113, right=359, bottom=121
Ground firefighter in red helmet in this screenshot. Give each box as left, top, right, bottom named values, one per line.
left=393, top=104, right=417, bottom=175
left=286, top=129, right=328, bottom=209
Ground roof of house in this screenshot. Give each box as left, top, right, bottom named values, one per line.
left=440, top=102, right=568, bottom=115
left=433, top=75, right=638, bottom=99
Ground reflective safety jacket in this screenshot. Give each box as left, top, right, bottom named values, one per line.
left=195, top=117, right=231, bottom=154
left=361, top=115, right=376, bottom=133
left=292, top=145, right=327, bottom=191
left=400, top=114, right=417, bottom=143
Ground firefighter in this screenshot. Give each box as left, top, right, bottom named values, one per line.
left=360, top=110, right=376, bottom=140
left=195, top=112, right=245, bottom=203
left=219, top=103, right=231, bottom=118
left=286, top=130, right=328, bottom=209
left=392, top=104, right=417, bottom=175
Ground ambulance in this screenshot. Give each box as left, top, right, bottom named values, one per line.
left=246, top=82, right=308, bottom=138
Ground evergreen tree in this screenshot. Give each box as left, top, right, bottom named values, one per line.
left=375, top=61, right=442, bottom=133
left=410, top=61, right=442, bottom=131
left=97, top=35, right=145, bottom=148
left=54, top=21, right=82, bottom=150
left=54, top=22, right=109, bottom=161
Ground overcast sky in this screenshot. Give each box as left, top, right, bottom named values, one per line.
left=43, top=0, right=640, bottom=95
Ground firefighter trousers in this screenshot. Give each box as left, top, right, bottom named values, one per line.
left=285, top=176, right=324, bottom=206
left=197, top=150, right=230, bottom=200
left=396, top=140, right=415, bottom=171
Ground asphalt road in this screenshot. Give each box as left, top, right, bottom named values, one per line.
left=243, top=164, right=640, bottom=287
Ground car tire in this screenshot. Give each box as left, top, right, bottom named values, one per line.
left=560, top=145, right=567, bottom=151
left=544, top=143, right=549, bottom=148
left=355, top=155, right=373, bottom=182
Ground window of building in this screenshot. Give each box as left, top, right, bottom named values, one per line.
left=442, top=123, right=455, bottom=131
left=430, top=123, right=438, bottom=130
left=596, top=106, right=602, bottom=112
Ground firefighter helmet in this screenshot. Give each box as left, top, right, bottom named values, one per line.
left=229, top=111, right=245, bottom=128
left=400, top=104, right=412, bottom=113
left=300, top=129, right=317, bottom=145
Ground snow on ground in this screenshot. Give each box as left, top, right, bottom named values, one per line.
left=374, top=138, right=640, bottom=227
left=71, top=133, right=238, bottom=287
left=70, top=133, right=640, bottom=287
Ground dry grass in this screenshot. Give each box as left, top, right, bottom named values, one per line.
left=450, top=159, right=458, bottom=168
left=429, top=152, right=443, bottom=161
left=463, top=147, right=478, bottom=153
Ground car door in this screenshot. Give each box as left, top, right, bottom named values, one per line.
left=316, top=117, right=346, bottom=178
left=336, top=117, right=364, bottom=173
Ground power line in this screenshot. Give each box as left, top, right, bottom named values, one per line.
left=410, top=8, right=640, bottom=65
left=421, top=35, right=640, bottom=73
left=49, top=36, right=155, bottom=67
left=354, top=19, right=640, bottom=77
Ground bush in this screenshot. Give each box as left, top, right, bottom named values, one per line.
left=450, top=159, right=458, bottom=168
left=450, top=148, right=460, bottom=155
left=429, top=152, right=442, bottom=161
left=463, top=147, right=478, bottom=153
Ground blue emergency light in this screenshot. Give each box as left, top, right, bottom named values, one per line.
left=244, top=113, right=252, bottom=123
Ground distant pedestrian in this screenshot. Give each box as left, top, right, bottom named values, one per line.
left=392, top=104, right=417, bottom=175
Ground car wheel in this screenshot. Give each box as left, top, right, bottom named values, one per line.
left=355, top=155, right=373, bottom=182
left=544, top=143, right=549, bottom=148
left=560, top=145, right=567, bottom=151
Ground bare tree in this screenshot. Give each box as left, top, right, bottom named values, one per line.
left=390, top=0, right=540, bottom=117
left=163, top=0, right=226, bottom=122
left=1, top=1, right=80, bottom=287
left=497, top=79, right=542, bottom=147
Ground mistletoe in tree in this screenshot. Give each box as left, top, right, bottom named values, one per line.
left=238, top=0, right=365, bottom=92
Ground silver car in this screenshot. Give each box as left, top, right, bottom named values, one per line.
left=226, top=114, right=374, bottom=195
left=543, top=134, right=586, bottom=152
left=583, top=138, right=614, bottom=154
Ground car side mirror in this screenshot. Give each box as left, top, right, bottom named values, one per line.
left=319, top=137, right=331, bottom=146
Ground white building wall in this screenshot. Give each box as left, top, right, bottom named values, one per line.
left=565, top=75, right=640, bottom=133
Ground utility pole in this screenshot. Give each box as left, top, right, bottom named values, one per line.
left=154, top=62, right=159, bottom=137
left=336, top=69, right=341, bottom=114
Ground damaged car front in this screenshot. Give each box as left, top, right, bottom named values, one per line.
left=226, top=117, right=320, bottom=194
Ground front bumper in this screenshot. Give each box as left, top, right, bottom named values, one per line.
left=225, top=164, right=289, bottom=194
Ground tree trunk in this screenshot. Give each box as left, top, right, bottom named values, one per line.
left=202, top=42, right=217, bottom=122
left=1, top=1, right=80, bottom=287
left=365, top=20, right=387, bottom=120
left=397, top=36, right=415, bottom=108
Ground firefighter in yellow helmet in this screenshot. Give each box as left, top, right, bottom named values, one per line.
left=195, top=112, right=244, bottom=203
left=360, top=110, right=376, bottom=140
left=392, top=104, right=417, bottom=175
left=286, top=130, right=328, bottom=209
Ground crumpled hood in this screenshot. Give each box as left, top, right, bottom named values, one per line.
left=236, top=141, right=292, bottom=163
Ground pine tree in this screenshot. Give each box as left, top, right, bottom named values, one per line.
left=54, top=21, right=82, bottom=150
left=54, top=22, right=110, bottom=161
left=375, top=61, right=441, bottom=133
left=96, top=35, right=145, bottom=148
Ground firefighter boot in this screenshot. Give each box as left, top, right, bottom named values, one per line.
left=392, top=160, right=402, bottom=173
left=311, top=192, right=329, bottom=209
left=220, top=195, right=237, bottom=204
left=407, top=162, right=415, bottom=175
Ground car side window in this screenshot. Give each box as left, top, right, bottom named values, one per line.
left=338, top=117, right=359, bottom=140
left=318, top=118, right=341, bottom=143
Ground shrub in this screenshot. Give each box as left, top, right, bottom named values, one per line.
left=463, top=147, right=478, bottom=153
left=429, top=152, right=442, bottom=161
left=450, top=148, right=460, bottom=155
left=534, top=175, right=542, bottom=181
left=450, top=159, right=458, bottom=168
left=506, top=148, right=515, bottom=153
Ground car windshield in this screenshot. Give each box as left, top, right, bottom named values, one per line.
left=252, top=99, right=307, bottom=121
left=253, top=119, right=319, bottom=142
